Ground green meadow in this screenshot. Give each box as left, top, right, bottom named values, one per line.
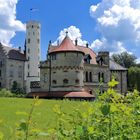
left=0, top=83, right=139, bottom=140
left=0, top=98, right=82, bottom=140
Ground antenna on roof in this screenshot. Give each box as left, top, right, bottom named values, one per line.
left=86, top=42, right=89, bottom=48
left=75, top=38, right=78, bottom=46
left=65, top=31, right=68, bottom=36
left=49, top=40, right=52, bottom=47
left=57, top=40, right=59, bottom=46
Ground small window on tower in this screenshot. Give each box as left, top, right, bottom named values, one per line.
left=51, top=54, right=56, bottom=60
left=75, top=79, right=79, bottom=84
left=0, top=70, right=1, bottom=77
left=0, top=61, right=2, bottom=67
left=37, top=39, right=40, bottom=44
left=32, top=25, right=34, bottom=28
left=28, top=38, right=30, bottom=44
left=28, top=49, right=30, bottom=53
left=33, top=32, right=35, bottom=35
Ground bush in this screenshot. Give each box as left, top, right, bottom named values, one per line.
left=0, top=88, right=25, bottom=98
left=51, top=78, right=140, bottom=140
left=0, top=89, right=13, bottom=97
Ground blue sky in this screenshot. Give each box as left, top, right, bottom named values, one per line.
left=0, top=0, right=140, bottom=62
left=11, top=0, right=101, bottom=60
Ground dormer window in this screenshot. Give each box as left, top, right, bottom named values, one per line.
left=84, top=54, right=92, bottom=64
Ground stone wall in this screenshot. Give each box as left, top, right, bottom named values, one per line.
left=0, top=48, right=6, bottom=88
left=110, top=70, right=127, bottom=93
left=84, top=64, right=110, bottom=95
left=6, top=59, right=25, bottom=90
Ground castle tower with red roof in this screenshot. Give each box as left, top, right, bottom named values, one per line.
left=46, top=34, right=85, bottom=92
left=29, top=32, right=127, bottom=99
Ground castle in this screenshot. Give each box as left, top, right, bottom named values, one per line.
left=0, top=21, right=127, bottom=98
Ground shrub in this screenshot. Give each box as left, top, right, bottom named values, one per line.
left=0, top=89, right=13, bottom=97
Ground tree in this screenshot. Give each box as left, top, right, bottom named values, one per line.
left=11, top=81, right=25, bottom=95
left=112, top=52, right=137, bottom=68
left=128, top=67, right=140, bottom=91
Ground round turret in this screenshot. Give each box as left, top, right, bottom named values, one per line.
left=49, top=36, right=84, bottom=92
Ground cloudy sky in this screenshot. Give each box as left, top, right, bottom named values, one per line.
left=0, top=0, right=140, bottom=62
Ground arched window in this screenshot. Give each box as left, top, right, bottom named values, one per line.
left=44, top=74, right=47, bottom=82
left=102, top=73, right=104, bottom=82
left=98, top=72, right=101, bottom=82
left=75, top=79, right=79, bottom=84
left=52, top=80, right=57, bottom=84
left=63, top=79, right=68, bottom=84
left=86, top=71, right=88, bottom=82
left=98, top=72, right=104, bottom=82
left=89, top=72, right=92, bottom=82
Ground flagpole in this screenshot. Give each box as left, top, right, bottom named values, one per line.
left=30, top=8, right=38, bottom=20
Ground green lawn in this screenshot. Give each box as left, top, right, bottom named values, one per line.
left=0, top=98, right=82, bottom=140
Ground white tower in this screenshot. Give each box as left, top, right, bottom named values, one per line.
left=25, top=21, right=41, bottom=93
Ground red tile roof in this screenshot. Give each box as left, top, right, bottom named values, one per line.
left=77, top=46, right=97, bottom=64
left=48, top=36, right=97, bottom=64
left=27, top=91, right=95, bottom=98
left=49, top=36, right=84, bottom=54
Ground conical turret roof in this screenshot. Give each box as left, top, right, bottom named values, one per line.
left=49, top=35, right=84, bottom=54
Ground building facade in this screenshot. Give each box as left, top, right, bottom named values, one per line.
left=0, top=21, right=127, bottom=97
left=31, top=34, right=127, bottom=98
left=0, top=43, right=26, bottom=90
left=0, top=21, right=41, bottom=93
left=24, top=21, right=41, bottom=93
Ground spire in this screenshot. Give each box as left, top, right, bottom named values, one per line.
left=65, top=31, right=68, bottom=37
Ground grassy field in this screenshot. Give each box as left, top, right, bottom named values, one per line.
left=0, top=98, right=82, bottom=140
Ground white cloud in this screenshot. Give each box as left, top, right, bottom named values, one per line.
left=89, top=0, right=140, bottom=55
left=91, top=38, right=126, bottom=54
left=0, top=0, right=25, bottom=45
left=53, top=26, right=87, bottom=46
left=136, top=58, right=140, bottom=64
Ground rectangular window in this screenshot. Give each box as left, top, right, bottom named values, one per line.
left=44, top=74, right=47, bottom=82
left=10, top=71, right=13, bottom=77
left=18, top=71, right=22, bottom=78
left=28, top=38, right=30, bottom=44
left=52, top=54, right=56, bottom=60
left=0, top=70, right=1, bottom=77
left=28, top=49, right=30, bottom=53
left=37, top=39, right=40, bottom=44
left=0, top=61, right=2, bottom=67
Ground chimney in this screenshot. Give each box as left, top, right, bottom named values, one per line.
left=75, top=38, right=78, bottom=46
left=57, top=40, right=59, bottom=46
left=19, top=46, right=21, bottom=52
